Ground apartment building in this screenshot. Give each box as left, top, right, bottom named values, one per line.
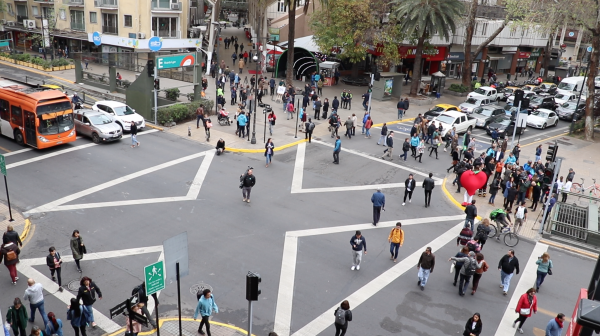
left=0, top=0, right=208, bottom=53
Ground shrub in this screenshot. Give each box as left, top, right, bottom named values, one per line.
left=156, top=98, right=215, bottom=125
left=31, top=57, right=44, bottom=65
left=164, top=88, right=180, bottom=101
left=448, top=84, right=470, bottom=93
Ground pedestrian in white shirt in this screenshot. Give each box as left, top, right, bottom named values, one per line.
left=562, top=178, right=572, bottom=202
left=23, top=279, right=49, bottom=325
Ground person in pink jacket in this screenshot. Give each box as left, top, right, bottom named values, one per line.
left=513, top=288, right=537, bottom=333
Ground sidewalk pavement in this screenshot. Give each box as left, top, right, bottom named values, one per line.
left=442, top=133, right=600, bottom=242
left=0, top=201, right=31, bottom=244
left=108, top=317, right=251, bottom=336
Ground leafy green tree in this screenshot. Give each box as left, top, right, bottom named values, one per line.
left=391, top=0, right=463, bottom=97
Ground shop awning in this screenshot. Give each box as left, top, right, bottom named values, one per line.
left=487, top=54, right=506, bottom=61
left=278, top=35, right=320, bottom=53
left=447, top=52, right=464, bottom=61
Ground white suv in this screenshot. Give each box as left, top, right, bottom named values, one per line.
left=92, top=101, right=145, bottom=132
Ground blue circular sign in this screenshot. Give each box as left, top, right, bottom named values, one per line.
left=149, top=36, right=162, bottom=52
left=587, top=46, right=593, bottom=53
left=92, top=32, right=101, bottom=46
left=569, top=32, right=575, bottom=37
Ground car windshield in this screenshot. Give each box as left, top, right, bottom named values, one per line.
left=89, top=114, right=114, bottom=125
left=465, top=98, right=478, bottom=104
left=112, top=105, right=135, bottom=116
left=474, top=88, right=487, bottom=95
left=493, top=117, right=511, bottom=126
left=530, top=97, right=543, bottom=104
left=435, top=114, right=456, bottom=125
left=558, top=82, right=575, bottom=91
left=532, top=110, right=549, bottom=118
left=561, top=102, right=576, bottom=110
left=430, top=106, right=445, bottom=112
left=474, top=108, right=493, bottom=116
left=504, top=88, right=514, bottom=94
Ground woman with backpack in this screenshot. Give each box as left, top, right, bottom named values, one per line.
left=475, top=219, right=491, bottom=250
left=448, top=251, right=479, bottom=296
left=471, top=253, right=488, bottom=295
left=333, top=300, right=352, bottom=336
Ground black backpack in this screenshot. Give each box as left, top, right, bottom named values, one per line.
left=464, top=258, right=477, bottom=276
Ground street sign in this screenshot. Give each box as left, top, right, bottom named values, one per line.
left=156, top=53, right=196, bottom=70
left=92, top=32, right=101, bottom=46
left=0, top=154, right=7, bottom=176
left=163, top=232, right=189, bottom=284
left=588, top=46, right=593, bottom=53
left=109, top=296, right=138, bottom=319
left=149, top=36, right=162, bottom=52
left=144, top=260, right=165, bottom=295
left=130, top=311, right=149, bottom=326
left=0, top=40, right=9, bottom=47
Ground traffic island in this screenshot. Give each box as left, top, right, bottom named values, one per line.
left=105, top=317, right=253, bottom=336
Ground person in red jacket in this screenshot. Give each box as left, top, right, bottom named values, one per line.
left=513, top=288, right=537, bottom=333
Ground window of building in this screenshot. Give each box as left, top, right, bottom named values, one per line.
left=59, top=9, right=66, bottom=20
left=481, top=23, right=488, bottom=36
left=70, top=10, right=84, bottom=31
left=541, top=31, right=547, bottom=39
left=6, top=4, right=13, bottom=15
left=277, top=0, right=287, bottom=12
left=90, top=11, right=97, bottom=23
left=102, top=13, right=118, bottom=34
left=42, top=7, right=53, bottom=19
left=32, top=6, right=38, bottom=16
left=152, top=17, right=178, bottom=38
left=124, top=14, right=132, bottom=27
left=509, top=28, right=516, bottom=37
left=15, top=4, right=27, bottom=21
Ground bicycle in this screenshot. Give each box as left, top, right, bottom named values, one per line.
left=486, top=219, right=520, bottom=247
left=570, top=178, right=600, bottom=198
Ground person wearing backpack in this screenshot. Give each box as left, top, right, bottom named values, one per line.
left=0, top=240, right=20, bottom=284
left=388, top=222, right=404, bottom=262
left=451, top=247, right=469, bottom=287
left=514, top=201, right=528, bottom=231
left=456, top=223, right=473, bottom=249
left=488, top=177, right=501, bottom=205
left=132, top=282, right=159, bottom=329
left=474, top=219, right=491, bottom=250
left=471, top=252, right=488, bottom=295
left=333, top=300, right=352, bottom=336
left=448, top=251, right=479, bottom=296
left=194, top=289, right=219, bottom=336
left=305, top=118, right=315, bottom=143
left=464, top=200, right=477, bottom=232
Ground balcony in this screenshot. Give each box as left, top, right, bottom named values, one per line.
left=151, top=1, right=182, bottom=11
left=102, top=25, right=117, bottom=34
left=94, top=0, right=117, bottom=8
left=63, top=0, right=84, bottom=5
left=71, top=21, right=85, bottom=31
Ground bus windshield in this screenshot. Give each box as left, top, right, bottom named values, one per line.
left=38, top=113, right=74, bottom=135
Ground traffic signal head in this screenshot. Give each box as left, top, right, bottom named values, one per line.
left=374, top=72, right=381, bottom=81
left=543, top=167, right=554, bottom=186
left=154, top=79, right=160, bottom=90
left=246, top=271, right=261, bottom=301
left=147, top=60, right=155, bottom=77
left=546, top=144, right=558, bottom=162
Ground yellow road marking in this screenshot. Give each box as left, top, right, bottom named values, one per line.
left=441, top=177, right=482, bottom=220
left=0, top=144, right=12, bottom=153
left=105, top=317, right=255, bottom=336
left=372, top=117, right=415, bottom=128
left=520, top=132, right=568, bottom=148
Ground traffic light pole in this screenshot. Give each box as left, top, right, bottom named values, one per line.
left=366, top=73, right=374, bottom=114
left=247, top=301, right=253, bottom=336
left=510, top=99, right=522, bottom=148
left=154, top=55, right=158, bottom=125
left=539, top=157, right=562, bottom=234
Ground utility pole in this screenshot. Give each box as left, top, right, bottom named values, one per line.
left=250, top=12, right=262, bottom=145
left=570, top=48, right=590, bottom=134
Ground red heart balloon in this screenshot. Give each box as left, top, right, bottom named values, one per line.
left=460, top=170, right=488, bottom=196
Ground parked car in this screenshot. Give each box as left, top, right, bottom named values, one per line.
left=471, top=104, right=506, bottom=128
left=467, top=86, right=500, bottom=101
left=538, top=82, right=557, bottom=95
left=557, top=101, right=585, bottom=121
left=522, top=84, right=541, bottom=94
left=431, top=111, right=478, bottom=137
left=553, top=92, right=580, bottom=107
left=486, top=115, right=525, bottom=138
left=92, top=101, right=146, bottom=132
left=526, top=108, right=559, bottom=129
left=423, top=104, right=460, bottom=120
left=507, top=91, right=535, bottom=105
left=528, top=94, right=556, bottom=111
left=501, top=86, right=520, bottom=101
left=74, top=109, right=122, bottom=143
left=459, top=97, right=492, bottom=114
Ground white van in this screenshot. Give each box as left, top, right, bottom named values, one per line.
left=557, top=76, right=587, bottom=96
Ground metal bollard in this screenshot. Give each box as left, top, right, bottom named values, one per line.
left=188, top=126, right=191, bottom=136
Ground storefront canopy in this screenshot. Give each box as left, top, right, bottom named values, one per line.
left=279, top=35, right=320, bottom=53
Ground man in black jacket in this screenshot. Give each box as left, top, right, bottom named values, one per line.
left=332, top=96, right=339, bottom=112
left=422, top=173, right=435, bottom=207
left=377, top=123, right=388, bottom=146
left=401, top=138, right=410, bottom=161
left=241, top=169, right=256, bottom=203
left=46, top=247, right=63, bottom=292
left=381, top=132, right=394, bottom=160
left=403, top=174, right=416, bottom=205
left=498, top=249, right=520, bottom=295
left=464, top=200, right=477, bottom=231
left=2, top=225, right=22, bottom=246
left=133, top=282, right=159, bottom=328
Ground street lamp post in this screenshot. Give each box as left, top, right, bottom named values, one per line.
left=251, top=54, right=258, bottom=144
left=213, top=23, right=220, bottom=117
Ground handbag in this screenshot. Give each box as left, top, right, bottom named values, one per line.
left=520, top=300, right=533, bottom=315
left=450, top=261, right=455, bottom=273
left=547, top=268, right=552, bottom=275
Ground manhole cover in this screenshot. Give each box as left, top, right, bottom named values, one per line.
left=190, top=283, right=213, bottom=296
left=67, top=279, right=80, bottom=292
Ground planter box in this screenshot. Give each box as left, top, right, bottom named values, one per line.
left=26, top=63, right=33, bottom=68
left=412, top=97, right=435, bottom=106
left=53, top=67, right=60, bottom=71
left=442, top=88, right=468, bottom=97
left=59, top=66, right=65, bottom=70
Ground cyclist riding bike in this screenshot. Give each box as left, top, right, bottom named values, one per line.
left=490, top=208, right=513, bottom=239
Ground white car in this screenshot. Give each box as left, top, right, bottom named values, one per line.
left=467, top=86, right=500, bottom=101
left=92, top=101, right=146, bottom=132
left=459, top=97, right=491, bottom=114
left=553, top=93, right=581, bottom=106
left=526, top=108, right=559, bottom=129
left=507, top=92, right=535, bottom=105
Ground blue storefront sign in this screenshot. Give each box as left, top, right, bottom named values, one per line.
left=149, top=36, right=162, bottom=52
left=92, top=32, right=101, bottom=46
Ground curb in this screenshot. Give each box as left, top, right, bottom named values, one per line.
left=372, top=117, right=415, bottom=128
left=104, top=317, right=255, bottom=336
left=226, top=138, right=307, bottom=153
left=145, top=124, right=164, bottom=132
left=20, top=218, right=31, bottom=242
left=441, top=176, right=483, bottom=221
left=540, top=239, right=598, bottom=259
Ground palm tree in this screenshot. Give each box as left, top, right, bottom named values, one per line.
left=392, top=0, right=463, bottom=97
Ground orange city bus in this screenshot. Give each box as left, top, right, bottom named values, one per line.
left=0, top=79, right=76, bottom=149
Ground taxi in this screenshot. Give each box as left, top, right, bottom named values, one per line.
left=501, top=86, right=520, bottom=101
left=423, top=104, right=459, bottom=120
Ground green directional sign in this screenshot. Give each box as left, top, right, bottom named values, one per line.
left=156, top=53, right=196, bottom=69
left=0, top=154, right=7, bottom=176
left=144, top=261, right=165, bottom=295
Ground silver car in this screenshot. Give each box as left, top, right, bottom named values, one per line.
left=74, top=109, right=123, bottom=143
left=459, top=97, right=491, bottom=114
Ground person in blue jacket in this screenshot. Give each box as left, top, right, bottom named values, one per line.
left=45, top=312, right=63, bottom=336
left=410, top=134, right=420, bottom=157
left=333, top=136, right=341, bottom=164
left=67, top=298, right=88, bottom=336
left=371, top=189, right=385, bottom=226
left=237, top=112, right=247, bottom=138
left=545, top=313, right=565, bottom=336
left=194, top=289, right=219, bottom=336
